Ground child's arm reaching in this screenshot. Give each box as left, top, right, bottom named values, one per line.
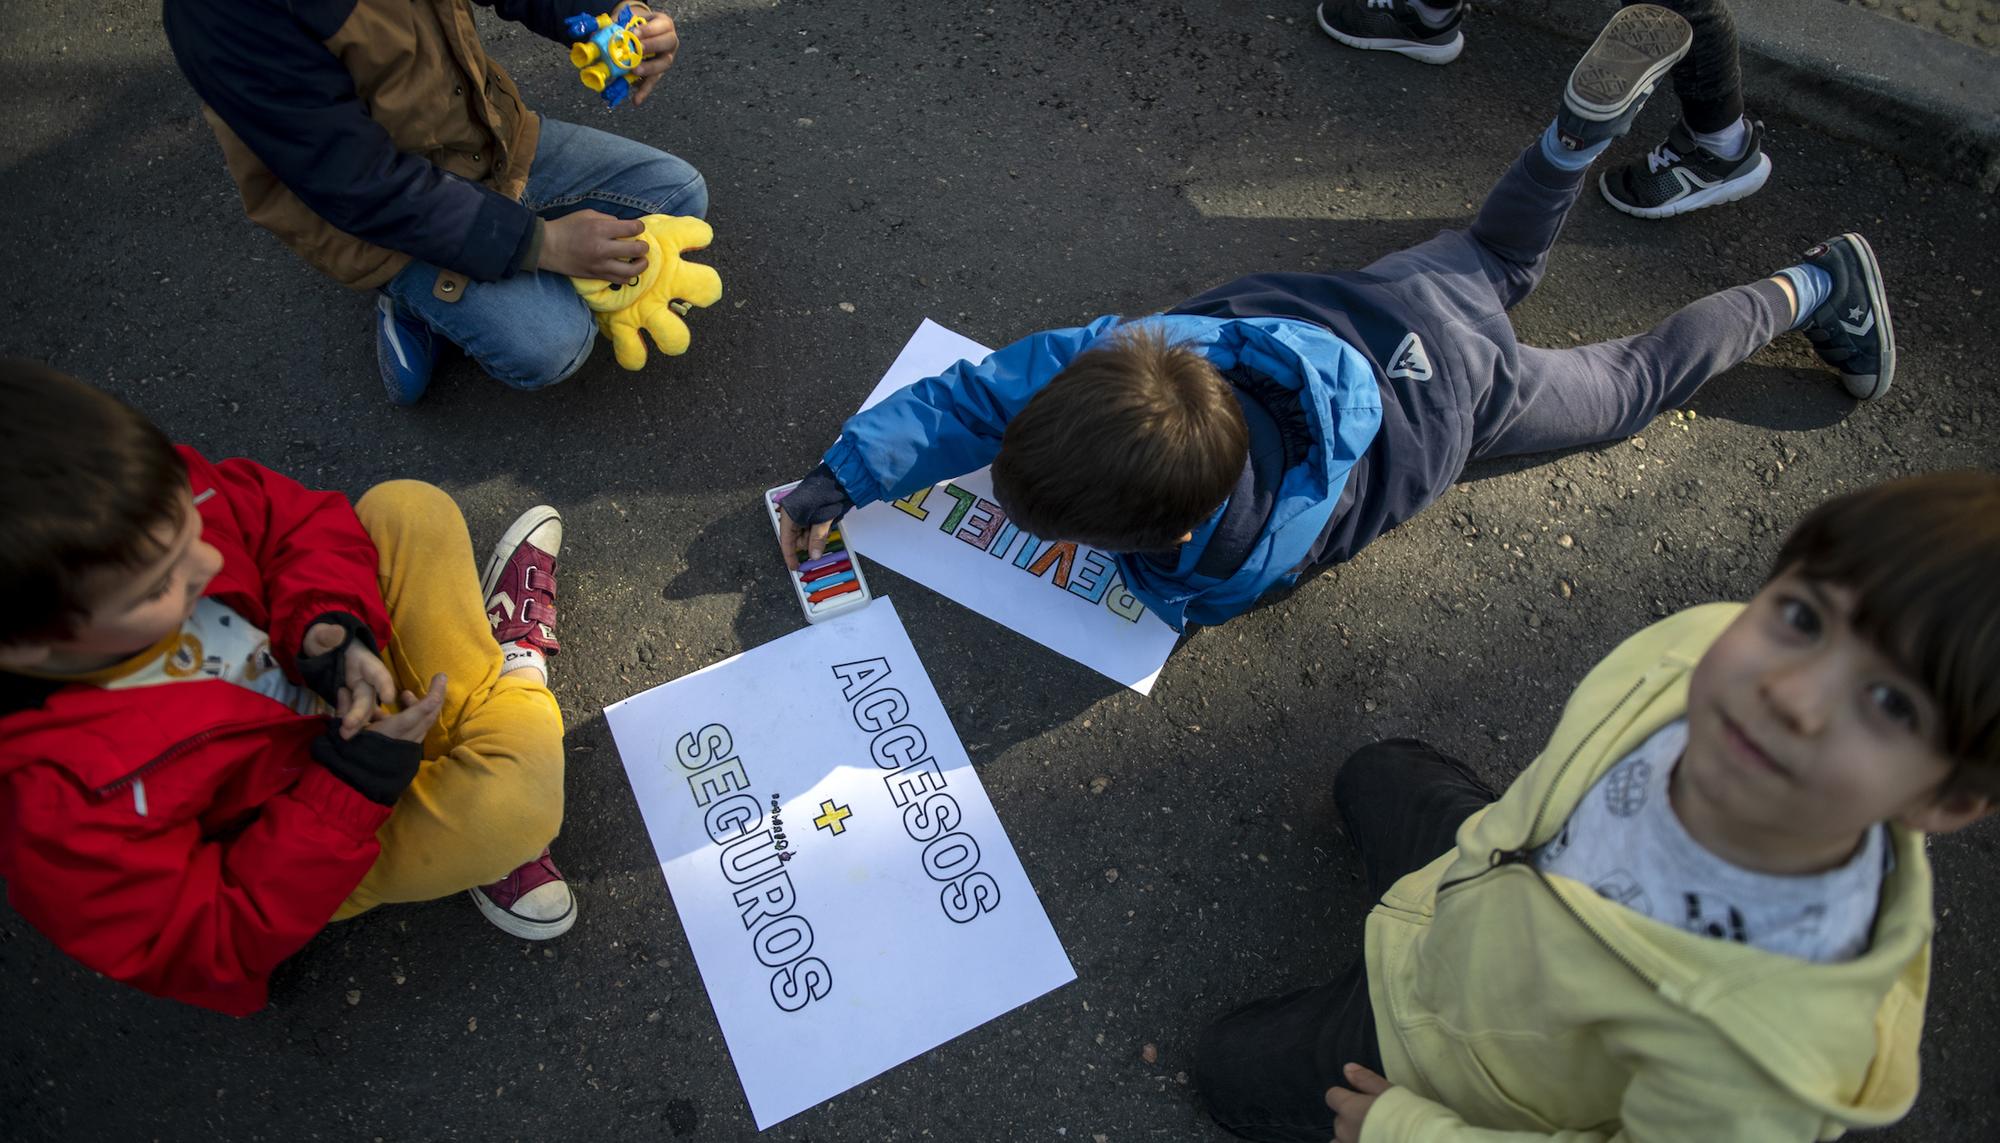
left=824, top=318, right=1121, bottom=505
left=777, top=317, right=1122, bottom=562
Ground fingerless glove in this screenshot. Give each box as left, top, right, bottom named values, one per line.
left=782, top=463, right=854, bottom=526
left=310, top=729, right=422, bottom=807
left=293, top=611, right=381, bottom=707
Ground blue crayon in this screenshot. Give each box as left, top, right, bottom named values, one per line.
left=805, top=569, right=857, bottom=591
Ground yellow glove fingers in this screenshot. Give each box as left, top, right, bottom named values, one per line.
left=640, top=302, right=694, bottom=356
left=666, top=259, right=723, bottom=309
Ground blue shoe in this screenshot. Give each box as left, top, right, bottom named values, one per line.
left=1555, top=5, right=1692, bottom=151
left=375, top=295, right=436, bottom=406
left=1799, top=234, right=1895, bottom=400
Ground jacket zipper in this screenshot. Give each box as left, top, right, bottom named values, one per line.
left=1495, top=850, right=1661, bottom=989
left=1428, top=674, right=1663, bottom=990
left=1436, top=677, right=1648, bottom=895
left=93, top=720, right=279, bottom=798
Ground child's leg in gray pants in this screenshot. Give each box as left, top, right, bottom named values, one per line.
left=1445, top=142, right=1793, bottom=462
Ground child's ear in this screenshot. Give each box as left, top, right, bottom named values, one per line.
left=0, top=642, right=52, bottom=670
left=1899, top=789, right=1998, bottom=836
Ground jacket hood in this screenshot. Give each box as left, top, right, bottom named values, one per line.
left=1113, top=313, right=1380, bottom=629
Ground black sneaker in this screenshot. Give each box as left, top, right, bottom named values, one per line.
left=1601, top=120, right=1772, bottom=219
left=1798, top=234, right=1895, bottom=400
left=1315, top=0, right=1464, bottom=66
left=1555, top=5, right=1692, bottom=151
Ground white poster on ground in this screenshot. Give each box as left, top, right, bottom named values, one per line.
left=838, top=319, right=1180, bottom=694
left=605, top=597, right=1074, bottom=1130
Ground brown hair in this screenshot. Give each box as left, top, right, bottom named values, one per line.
left=0, top=360, right=187, bottom=645
left=991, top=325, right=1247, bottom=552
left=1773, top=470, right=2000, bottom=794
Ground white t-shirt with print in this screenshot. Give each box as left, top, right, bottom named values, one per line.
left=1533, top=720, right=1886, bottom=963
left=90, top=597, right=327, bottom=717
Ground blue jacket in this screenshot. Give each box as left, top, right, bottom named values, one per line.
left=823, top=314, right=1382, bottom=630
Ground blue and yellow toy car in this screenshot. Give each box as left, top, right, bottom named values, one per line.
left=563, top=5, right=648, bottom=108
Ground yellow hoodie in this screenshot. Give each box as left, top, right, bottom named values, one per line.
left=1363, top=604, right=1929, bottom=1142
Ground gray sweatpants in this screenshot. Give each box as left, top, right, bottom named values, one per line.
left=1180, top=140, right=1795, bottom=568
left=1383, top=145, right=1791, bottom=464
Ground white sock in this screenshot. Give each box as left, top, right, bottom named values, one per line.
left=1689, top=116, right=1751, bottom=161
left=1411, top=0, right=1460, bottom=29
left=499, top=643, right=548, bottom=683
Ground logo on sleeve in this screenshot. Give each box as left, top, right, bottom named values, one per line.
left=1386, top=332, right=1433, bottom=382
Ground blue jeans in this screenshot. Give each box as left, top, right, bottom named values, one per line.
left=382, top=118, right=708, bottom=390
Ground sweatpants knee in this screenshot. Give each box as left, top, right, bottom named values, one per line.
left=356, top=479, right=461, bottom=542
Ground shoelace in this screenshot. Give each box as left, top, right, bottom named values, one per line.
left=1369, top=0, right=1392, bottom=8
left=1645, top=144, right=1682, bottom=174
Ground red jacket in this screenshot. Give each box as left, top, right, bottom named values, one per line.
left=0, top=448, right=394, bottom=1016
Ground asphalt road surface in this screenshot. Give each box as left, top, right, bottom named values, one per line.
left=3, top=1, right=1997, bottom=1140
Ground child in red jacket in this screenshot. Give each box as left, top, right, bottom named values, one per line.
left=0, top=360, right=575, bottom=1015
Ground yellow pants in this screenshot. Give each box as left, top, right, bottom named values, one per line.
left=333, top=481, right=565, bottom=920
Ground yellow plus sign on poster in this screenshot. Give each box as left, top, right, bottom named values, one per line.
left=813, top=799, right=853, bottom=835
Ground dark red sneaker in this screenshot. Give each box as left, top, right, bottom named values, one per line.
left=481, top=506, right=561, bottom=658
left=469, top=848, right=576, bottom=940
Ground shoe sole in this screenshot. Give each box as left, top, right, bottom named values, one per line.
left=1600, top=152, right=1772, bottom=219
left=480, top=505, right=564, bottom=602
left=1564, top=5, right=1692, bottom=120
left=1316, top=6, right=1464, bottom=65
left=469, top=885, right=577, bottom=940
left=1834, top=232, right=1896, bottom=401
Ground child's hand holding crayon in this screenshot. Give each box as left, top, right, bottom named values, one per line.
left=776, top=464, right=854, bottom=570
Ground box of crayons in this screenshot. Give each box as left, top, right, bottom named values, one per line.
left=765, top=482, right=873, bottom=624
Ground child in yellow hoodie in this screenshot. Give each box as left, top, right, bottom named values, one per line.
left=1196, top=470, right=2000, bottom=1142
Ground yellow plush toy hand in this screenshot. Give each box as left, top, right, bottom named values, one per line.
left=569, top=215, right=722, bottom=370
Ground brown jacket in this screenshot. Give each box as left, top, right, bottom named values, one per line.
left=165, top=1, right=611, bottom=294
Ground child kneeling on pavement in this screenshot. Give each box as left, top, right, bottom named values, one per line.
left=1197, top=471, right=2000, bottom=1142
left=0, top=361, right=577, bottom=1016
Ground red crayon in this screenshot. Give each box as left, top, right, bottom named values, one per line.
left=807, top=580, right=862, bottom=604
left=800, top=559, right=853, bottom=584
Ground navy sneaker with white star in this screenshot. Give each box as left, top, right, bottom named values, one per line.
left=375, top=295, right=437, bottom=406
left=1554, top=5, right=1692, bottom=151
left=1316, top=0, right=1465, bottom=66
left=1798, top=234, right=1895, bottom=400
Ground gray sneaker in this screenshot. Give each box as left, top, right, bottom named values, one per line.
left=1554, top=5, right=1693, bottom=151
left=1315, top=0, right=1465, bottom=66
left=1601, top=119, right=1773, bottom=219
